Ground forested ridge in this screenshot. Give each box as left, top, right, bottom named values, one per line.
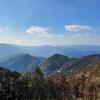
left=0, top=66, right=100, bottom=100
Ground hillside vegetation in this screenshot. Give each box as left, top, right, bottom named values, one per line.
left=0, top=54, right=100, bottom=100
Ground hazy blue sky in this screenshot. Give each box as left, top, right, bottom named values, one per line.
left=0, top=0, right=100, bottom=46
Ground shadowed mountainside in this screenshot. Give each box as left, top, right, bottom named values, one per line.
left=0, top=54, right=45, bottom=72
left=61, top=54, right=100, bottom=75
left=40, top=54, right=75, bottom=75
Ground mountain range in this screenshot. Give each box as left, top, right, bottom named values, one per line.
left=0, top=43, right=100, bottom=75
left=0, top=43, right=100, bottom=58
left=61, top=54, right=100, bottom=75
left=0, top=51, right=100, bottom=77
left=0, top=54, right=45, bottom=72
left=40, top=54, right=100, bottom=75
left=40, top=54, right=70, bottom=75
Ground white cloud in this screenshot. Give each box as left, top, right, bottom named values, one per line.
left=25, top=26, right=62, bottom=38
left=65, top=25, right=91, bottom=32
left=0, top=25, right=99, bottom=46
left=26, top=26, right=49, bottom=35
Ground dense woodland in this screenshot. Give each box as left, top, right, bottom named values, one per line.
left=0, top=66, right=100, bottom=100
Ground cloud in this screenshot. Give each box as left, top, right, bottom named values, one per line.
left=25, top=26, right=62, bottom=38
left=26, top=26, right=49, bottom=35
left=0, top=31, right=100, bottom=46
left=0, top=25, right=99, bottom=46
left=65, top=25, right=91, bottom=32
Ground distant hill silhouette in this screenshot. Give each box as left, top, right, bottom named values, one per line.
left=0, top=53, right=45, bottom=72
left=40, top=54, right=73, bottom=75
left=0, top=43, right=100, bottom=58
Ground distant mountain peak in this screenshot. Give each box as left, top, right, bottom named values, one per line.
left=50, top=54, right=69, bottom=59
left=46, top=54, right=69, bottom=62
left=0, top=53, right=45, bottom=73
left=0, top=43, right=100, bottom=58
left=40, top=54, right=71, bottom=75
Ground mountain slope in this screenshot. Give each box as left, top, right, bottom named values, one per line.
left=40, top=54, right=75, bottom=75
left=62, top=54, right=100, bottom=75
left=0, top=54, right=45, bottom=72
left=0, top=44, right=27, bottom=59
